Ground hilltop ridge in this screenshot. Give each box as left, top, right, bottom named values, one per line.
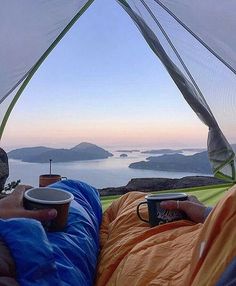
left=129, top=151, right=212, bottom=174
left=8, top=142, right=113, bottom=163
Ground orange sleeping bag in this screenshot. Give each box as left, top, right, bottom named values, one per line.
left=96, top=185, right=236, bottom=286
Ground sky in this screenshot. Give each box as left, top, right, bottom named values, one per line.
left=1, top=0, right=209, bottom=151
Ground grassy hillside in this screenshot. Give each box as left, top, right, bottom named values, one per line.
left=100, top=183, right=233, bottom=211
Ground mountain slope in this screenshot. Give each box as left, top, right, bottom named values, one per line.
left=8, top=146, right=54, bottom=160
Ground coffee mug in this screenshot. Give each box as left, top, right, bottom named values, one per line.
left=24, top=187, right=74, bottom=231
left=137, top=193, right=188, bottom=227
left=39, top=174, right=67, bottom=187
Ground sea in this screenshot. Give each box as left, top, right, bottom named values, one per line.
left=7, top=148, right=209, bottom=189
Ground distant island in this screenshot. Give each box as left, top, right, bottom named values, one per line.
left=140, top=145, right=236, bottom=155
left=8, top=142, right=113, bottom=163
left=116, top=149, right=140, bottom=153
left=141, top=148, right=206, bottom=154
left=141, top=149, right=183, bottom=154
left=120, top=153, right=128, bottom=158
left=129, top=151, right=212, bottom=174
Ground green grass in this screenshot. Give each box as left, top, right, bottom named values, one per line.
left=100, top=183, right=233, bottom=211
left=100, top=195, right=121, bottom=211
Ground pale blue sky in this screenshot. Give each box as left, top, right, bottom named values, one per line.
left=2, top=0, right=208, bottom=150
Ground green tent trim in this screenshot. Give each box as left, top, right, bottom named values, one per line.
left=0, top=0, right=94, bottom=140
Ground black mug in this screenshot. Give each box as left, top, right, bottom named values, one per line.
left=137, top=193, right=188, bottom=227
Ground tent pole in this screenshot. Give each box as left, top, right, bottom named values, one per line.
left=0, top=0, right=94, bottom=141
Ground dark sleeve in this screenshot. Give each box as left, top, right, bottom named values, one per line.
left=203, top=206, right=213, bottom=221
left=215, top=257, right=236, bottom=286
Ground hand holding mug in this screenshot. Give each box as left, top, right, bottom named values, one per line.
left=137, top=193, right=188, bottom=227
left=0, top=185, right=57, bottom=221
left=160, top=195, right=207, bottom=223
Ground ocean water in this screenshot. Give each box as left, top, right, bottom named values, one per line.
left=7, top=149, right=209, bottom=189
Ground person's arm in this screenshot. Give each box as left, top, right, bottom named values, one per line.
left=160, top=195, right=212, bottom=223
left=0, top=185, right=57, bottom=220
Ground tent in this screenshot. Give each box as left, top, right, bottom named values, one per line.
left=0, top=0, right=235, bottom=181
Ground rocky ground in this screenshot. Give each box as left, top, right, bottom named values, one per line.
left=99, top=176, right=226, bottom=196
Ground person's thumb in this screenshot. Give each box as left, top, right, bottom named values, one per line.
left=23, top=209, right=57, bottom=221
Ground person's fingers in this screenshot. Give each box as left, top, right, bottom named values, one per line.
left=10, top=186, right=26, bottom=207
left=160, top=200, right=198, bottom=217
left=177, top=201, right=193, bottom=213
left=14, top=184, right=26, bottom=191
left=23, top=185, right=33, bottom=191
left=20, top=209, right=57, bottom=221
left=160, top=200, right=206, bottom=223
left=12, top=185, right=26, bottom=196
left=160, top=200, right=191, bottom=211
left=160, top=200, right=177, bottom=209
left=12, top=185, right=33, bottom=206
left=188, top=195, right=203, bottom=205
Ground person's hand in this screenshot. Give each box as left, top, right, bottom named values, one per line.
left=160, top=195, right=207, bottom=223
left=0, top=185, right=57, bottom=221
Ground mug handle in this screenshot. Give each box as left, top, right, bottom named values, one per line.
left=137, top=201, right=149, bottom=223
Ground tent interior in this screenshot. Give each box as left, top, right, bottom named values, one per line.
left=1, top=2, right=236, bottom=285
left=0, top=0, right=236, bottom=181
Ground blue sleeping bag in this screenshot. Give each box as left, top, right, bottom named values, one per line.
left=0, top=180, right=102, bottom=286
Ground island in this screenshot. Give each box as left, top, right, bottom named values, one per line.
left=129, top=151, right=212, bottom=174
left=141, top=149, right=183, bottom=154
left=120, top=153, right=128, bottom=158
left=8, top=142, right=113, bottom=163
left=141, top=148, right=207, bottom=154
left=116, top=150, right=140, bottom=153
